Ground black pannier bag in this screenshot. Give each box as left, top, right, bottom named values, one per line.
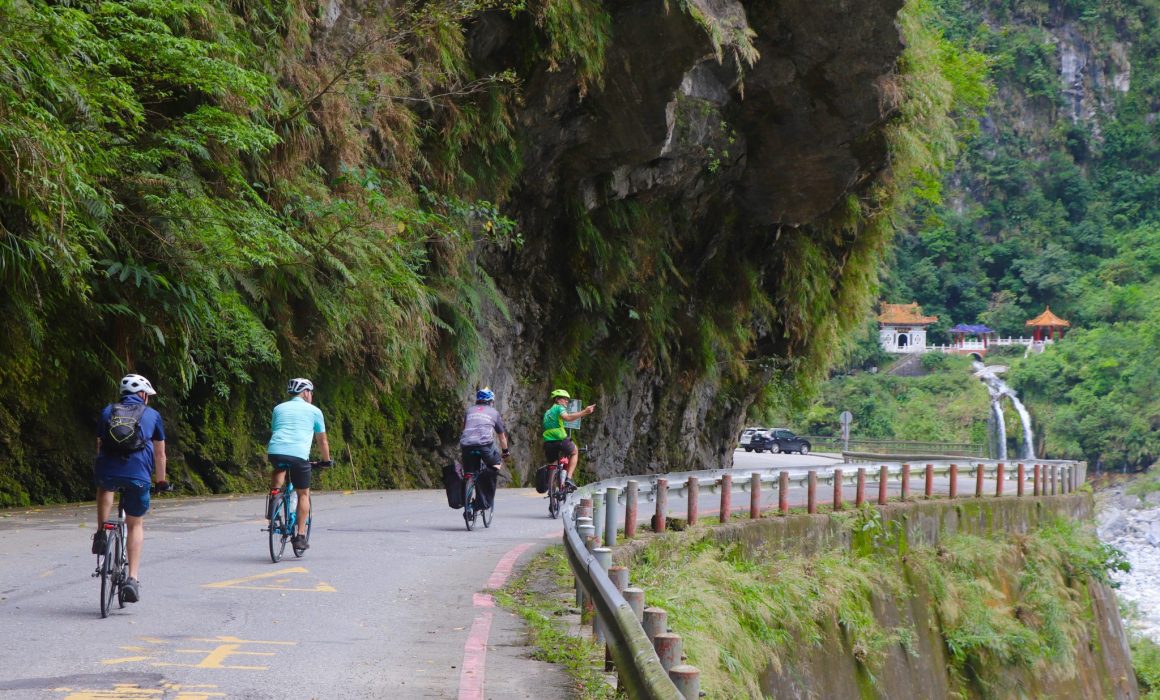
left=443, top=462, right=465, bottom=509
left=534, top=465, right=551, bottom=494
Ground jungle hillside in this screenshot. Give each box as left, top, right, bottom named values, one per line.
left=1, top=0, right=985, bottom=506
left=768, top=0, right=1160, bottom=471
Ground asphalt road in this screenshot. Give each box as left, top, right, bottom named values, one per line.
left=0, top=486, right=574, bottom=699
left=0, top=451, right=839, bottom=699
left=730, top=449, right=842, bottom=472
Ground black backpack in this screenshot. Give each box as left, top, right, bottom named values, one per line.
left=105, top=402, right=148, bottom=454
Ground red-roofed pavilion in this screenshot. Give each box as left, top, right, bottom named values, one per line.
left=1026, top=307, right=1070, bottom=342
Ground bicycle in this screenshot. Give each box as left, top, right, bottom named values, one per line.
left=544, top=456, right=570, bottom=519
left=462, top=461, right=497, bottom=531
left=265, top=460, right=331, bottom=563
left=93, top=482, right=172, bottom=618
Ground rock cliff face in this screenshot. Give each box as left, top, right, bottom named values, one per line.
left=464, top=0, right=907, bottom=478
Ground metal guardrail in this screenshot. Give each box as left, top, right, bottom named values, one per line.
left=800, top=436, right=986, bottom=457
left=561, top=457, right=1087, bottom=699
left=561, top=512, right=680, bottom=698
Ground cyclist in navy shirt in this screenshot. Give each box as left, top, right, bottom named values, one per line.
left=93, top=373, right=169, bottom=604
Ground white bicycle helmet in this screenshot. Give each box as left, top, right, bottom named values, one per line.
left=287, top=378, right=314, bottom=394
left=119, top=374, right=157, bottom=396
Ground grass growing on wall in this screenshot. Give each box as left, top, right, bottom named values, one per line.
left=627, top=515, right=1124, bottom=698
left=1132, top=632, right=1160, bottom=700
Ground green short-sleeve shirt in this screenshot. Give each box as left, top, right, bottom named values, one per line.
left=542, top=404, right=567, bottom=441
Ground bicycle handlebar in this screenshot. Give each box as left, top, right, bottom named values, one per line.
left=311, top=460, right=335, bottom=469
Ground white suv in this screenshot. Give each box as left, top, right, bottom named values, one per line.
left=738, top=427, right=765, bottom=452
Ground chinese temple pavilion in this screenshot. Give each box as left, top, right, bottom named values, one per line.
left=878, top=302, right=938, bottom=353
left=949, top=323, right=995, bottom=348
left=1026, top=307, right=1070, bottom=342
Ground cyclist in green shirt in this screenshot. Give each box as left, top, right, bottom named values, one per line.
left=542, top=389, right=595, bottom=488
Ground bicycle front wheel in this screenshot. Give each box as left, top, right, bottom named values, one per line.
left=269, top=502, right=289, bottom=563
left=99, top=530, right=116, bottom=618
left=481, top=500, right=492, bottom=528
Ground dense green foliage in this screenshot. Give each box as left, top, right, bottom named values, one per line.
left=896, top=0, right=1160, bottom=470
left=887, top=0, right=1160, bottom=337
left=0, top=0, right=532, bottom=505
left=755, top=354, right=992, bottom=444
left=1133, top=632, right=1160, bottom=700
left=776, top=0, right=1160, bottom=469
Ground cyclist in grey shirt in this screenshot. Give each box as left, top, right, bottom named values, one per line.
left=459, top=387, right=509, bottom=470
left=458, top=387, right=509, bottom=512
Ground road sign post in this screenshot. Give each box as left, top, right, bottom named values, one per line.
left=839, top=410, right=853, bottom=452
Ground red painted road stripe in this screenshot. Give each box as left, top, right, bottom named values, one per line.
left=473, top=593, right=495, bottom=608
left=458, top=610, right=494, bottom=700
left=458, top=541, right=535, bottom=700
left=486, top=542, right=533, bottom=589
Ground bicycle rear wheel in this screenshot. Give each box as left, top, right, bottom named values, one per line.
left=99, top=529, right=116, bottom=618
left=269, top=500, right=289, bottom=563
left=116, top=527, right=128, bottom=609
left=464, top=479, right=477, bottom=531
left=547, top=471, right=560, bottom=519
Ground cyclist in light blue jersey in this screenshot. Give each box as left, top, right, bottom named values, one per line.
left=267, top=378, right=331, bottom=552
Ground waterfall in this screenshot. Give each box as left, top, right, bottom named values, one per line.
left=1009, top=396, right=1036, bottom=459
left=991, top=398, right=1008, bottom=460
left=972, top=360, right=1036, bottom=460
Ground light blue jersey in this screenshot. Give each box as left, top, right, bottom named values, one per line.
left=267, top=397, right=325, bottom=460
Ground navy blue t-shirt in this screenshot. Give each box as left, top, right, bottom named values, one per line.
left=94, top=395, right=166, bottom=481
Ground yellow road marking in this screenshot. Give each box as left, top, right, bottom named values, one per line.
left=100, top=656, right=152, bottom=664
left=100, top=635, right=296, bottom=671
left=202, top=566, right=336, bottom=592
left=57, top=682, right=224, bottom=699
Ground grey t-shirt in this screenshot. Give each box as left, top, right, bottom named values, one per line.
left=459, top=405, right=506, bottom=447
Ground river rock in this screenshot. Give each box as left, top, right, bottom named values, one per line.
left=1100, top=482, right=1160, bottom=644
left=1097, top=509, right=1129, bottom=540
left=1147, top=522, right=1160, bottom=547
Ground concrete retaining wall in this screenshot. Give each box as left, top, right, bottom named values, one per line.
left=615, top=495, right=1139, bottom=700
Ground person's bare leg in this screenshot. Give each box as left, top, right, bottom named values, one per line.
left=124, top=515, right=144, bottom=580
left=96, top=489, right=114, bottom=529
left=270, top=469, right=286, bottom=490
left=296, top=489, right=311, bottom=537
left=567, top=446, right=580, bottom=480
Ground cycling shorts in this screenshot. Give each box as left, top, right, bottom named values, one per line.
left=461, top=443, right=502, bottom=473
left=95, top=476, right=151, bottom=517
left=543, top=438, right=575, bottom=463
left=268, top=454, right=312, bottom=490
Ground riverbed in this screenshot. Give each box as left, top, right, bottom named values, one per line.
left=1095, top=482, right=1160, bottom=642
